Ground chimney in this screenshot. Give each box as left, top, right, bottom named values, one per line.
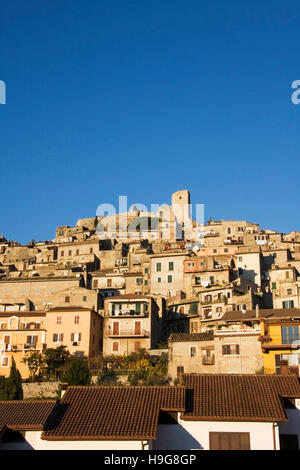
left=255, top=304, right=260, bottom=318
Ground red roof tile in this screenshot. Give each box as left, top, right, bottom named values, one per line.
left=0, top=401, right=56, bottom=433
left=181, top=374, right=300, bottom=422
left=42, top=386, right=185, bottom=441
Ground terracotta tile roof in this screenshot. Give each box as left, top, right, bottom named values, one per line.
left=42, top=386, right=185, bottom=441
left=105, top=293, right=152, bottom=300
left=0, top=401, right=56, bottom=435
left=47, top=306, right=93, bottom=312
left=181, top=374, right=300, bottom=422
left=169, top=331, right=214, bottom=343
left=222, top=308, right=300, bottom=322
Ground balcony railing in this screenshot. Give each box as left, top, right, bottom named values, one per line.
left=106, top=328, right=150, bottom=337
left=202, top=354, right=215, bottom=365
left=109, top=311, right=149, bottom=317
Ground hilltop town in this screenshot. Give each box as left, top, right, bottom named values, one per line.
left=1, top=189, right=300, bottom=450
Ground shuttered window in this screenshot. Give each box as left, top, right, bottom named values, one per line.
left=209, top=432, right=250, bottom=450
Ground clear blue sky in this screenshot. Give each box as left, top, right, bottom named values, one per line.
left=1, top=1, right=300, bottom=243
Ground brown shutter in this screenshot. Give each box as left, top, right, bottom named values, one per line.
left=240, top=433, right=250, bottom=450
left=4, top=335, right=10, bottom=345
left=53, top=334, right=57, bottom=342
left=61, top=334, right=64, bottom=341
left=209, top=433, right=220, bottom=450
left=79, top=333, right=81, bottom=341
left=134, top=321, right=141, bottom=335
left=71, top=333, right=74, bottom=341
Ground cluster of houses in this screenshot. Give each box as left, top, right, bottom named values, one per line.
left=1, top=189, right=300, bottom=449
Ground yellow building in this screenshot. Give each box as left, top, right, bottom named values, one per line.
left=0, top=307, right=103, bottom=378
left=260, top=317, right=300, bottom=374
left=0, top=310, right=46, bottom=378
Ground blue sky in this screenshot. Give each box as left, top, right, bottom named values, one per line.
left=0, top=1, right=300, bottom=243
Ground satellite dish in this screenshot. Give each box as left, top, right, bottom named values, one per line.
left=291, top=340, right=300, bottom=349
left=201, top=280, right=209, bottom=288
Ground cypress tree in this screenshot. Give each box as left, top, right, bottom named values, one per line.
left=63, top=356, right=91, bottom=386
left=7, top=357, right=23, bottom=400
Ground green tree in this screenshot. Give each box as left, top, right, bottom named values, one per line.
left=63, top=356, right=91, bottom=386
left=44, top=345, right=70, bottom=380
left=96, top=369, right=120, bottom=386
left=7, top=357, right=23, bottom=400
left=0, top=376, right=9, bottom=400
left=22, top=351, right=45, bottom=382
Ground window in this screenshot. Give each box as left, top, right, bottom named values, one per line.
left=65, top=296, right=70, bottom=303
left=287, top=288, right=293, bottom=295
left=286, top=271, right=290, bottom=279
left=1, top=356, right=9, bottom=367
left=238, top=256, right=243, bottom=262
left=272, top=282, right=277, bottom=290
left=68, top=250, right=72, bottom=256
left=169, top=262, right=174, bottom=271
left=222, top=344, right=240, bottom=355
left=61, top=251, right=64, bottom=256
left=156, top=263, right=161, bottom=272
left=144, top=268, right=149, bottom=274
left=71, top=333, right=81, bottom=342
left=209, top=276, right=214, bottom=283
left=93, top=280, right=98, bottom=288
left=157, top=277, right=161, bottom=283
left=56, top=316, right=62, bottom=325
left=74, top=315, right=79, bottom=324
left=136, top=278, right=143, bottom=285
left=177, top=366, right=184, bottom=377
left=134, top=341, right=141, bottom=352
left=112, top=341, right=119, bottom=352
left=195, top=276, right=201, bottom=285
left=282, top=300, right=294, bottom=308
left=53, top=333, right=64, bottom=343
left=167, top=275, right=173, bottom=283
left=26, top=335, right=37, bottom=346
left=76, top=249, right=79, bottom=255
left=224, top=248, right=228, bottom=253
left=90, top=248, right=94, bottom=254
left=213, top=249, right=217, bottom=253
left=144, top=280, right=148, bottom=286
left=210, top=432, right=250, bottom=450
left=135, top=303, right=141, bottom=314
left=227, top=227, right=231, bottom=234
left=203, top=308, right=212, bottom=319
left=190, top=347, right=197, bottom=358
left=282, top=326, right=299, bottom=345
left=190, top=321, right=198, bottom=333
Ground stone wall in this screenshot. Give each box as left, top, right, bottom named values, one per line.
left=22, top=382, right=59, bottom=399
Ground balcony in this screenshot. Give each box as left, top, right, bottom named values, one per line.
left=202, top=354, right=215, bottom=365
left=0, top=343, right=40, bottom=352
left=109, top=310, right=149, bottom=318
left=106, top=328, right=150, bottom=337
